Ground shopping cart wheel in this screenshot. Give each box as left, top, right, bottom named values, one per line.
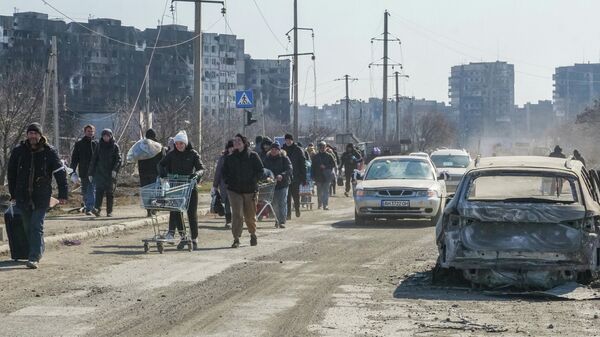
left=157, top=243, right=164, bottom=254
left=187, top=243, right=192, bottom=252
left=143, top=243, right=149, bottom=253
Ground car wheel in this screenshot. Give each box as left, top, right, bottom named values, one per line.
left=355, top=210, right=366, bottom=226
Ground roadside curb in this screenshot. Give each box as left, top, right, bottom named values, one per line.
left=0, top=207, right=210, bottom=256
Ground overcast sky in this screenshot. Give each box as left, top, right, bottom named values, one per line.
left=3, top=0, right=600, bottom=107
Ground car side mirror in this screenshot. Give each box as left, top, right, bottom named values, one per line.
left=438, top=172, right=449, bottom=180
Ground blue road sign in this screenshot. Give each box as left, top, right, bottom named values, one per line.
left=235, top=90, right=254, bottom=108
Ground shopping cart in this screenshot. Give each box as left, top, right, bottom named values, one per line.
left=256, top=181, right=278, bottom=224
left=299, top=180, right=314, bottom=210
left=140, top=175, right=197, bottom=253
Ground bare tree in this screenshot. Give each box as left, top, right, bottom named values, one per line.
left=0, top=66, right=44, bottom=184
left=404, top=111, right=456, bottom=152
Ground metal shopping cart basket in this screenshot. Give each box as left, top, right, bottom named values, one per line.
left=140, top=175, right=197, bottom=253
left=299, top=180, right=314, bottom=210
left=256, top=181, right=278, bottom=224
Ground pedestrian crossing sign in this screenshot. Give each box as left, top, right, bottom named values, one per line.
left=235, top=90, right=254, bottom=108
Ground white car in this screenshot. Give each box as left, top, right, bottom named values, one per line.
left=354, top=156, right=447, bottom=226
left=430, top=149, right=472, bottom=193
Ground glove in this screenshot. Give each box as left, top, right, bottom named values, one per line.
left=88, top=176, right=93, bottom=183
left=111, top=171, right=117, bottom=179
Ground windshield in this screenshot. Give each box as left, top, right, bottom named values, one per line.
left=365, top=159, right=434, bottom=180
left=431, top=154, right=470, bottom=168
left=466, top=174, right=581, bottom=204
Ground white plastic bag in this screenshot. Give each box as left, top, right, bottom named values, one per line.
left=127, top=138, right=163, bottom=163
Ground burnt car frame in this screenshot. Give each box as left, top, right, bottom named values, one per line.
left=435, top=156, right=600, bottom=289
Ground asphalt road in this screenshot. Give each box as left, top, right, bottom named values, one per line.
left=0, top=196, right=599, bottom=336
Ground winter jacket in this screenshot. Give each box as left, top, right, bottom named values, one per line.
left=7, top=137, right=68, bottom=209
left=282, top=142, right=307, bottom=184
left=89, top=138, right=122, bottom=188
left=311, top=151, right=337, bottom=183
left=138, top=149, right=164, bottom=187
left=340, top=149, right=363, bottom=173
left=263, top=152, right=293, bottom=190
left=70, top=136, right=97, bottom=177
left=159, top=144, right=204, bottom=179
left=213, top=153, right=228, bottom=194
left=222, top=146, right=264, bottom=194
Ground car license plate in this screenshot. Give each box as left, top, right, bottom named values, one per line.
left=381, top=200, right=410, bottom=207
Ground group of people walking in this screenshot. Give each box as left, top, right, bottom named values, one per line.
left=6, top=121, right=363, bottom=268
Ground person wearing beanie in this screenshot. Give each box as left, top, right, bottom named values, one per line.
left=263, top=141, right=293, bottom=228
left=70, top=124, right=98, bottom=215
left=212, top=139, right=235, bottom=228
left=311, top=141, right=336, bottom=210
left=282, top=133, right=307, bottom=220
left=222, top=133, right=264, bottom=248
left=138, top=128, right=166, bottom=217
left=88, top=128, right=122, bottom=217
left=7, top=122, right=68, bottom=269
left=159, top=130, right=204, bottom=250
left=340, top=143, right=363, bottom=197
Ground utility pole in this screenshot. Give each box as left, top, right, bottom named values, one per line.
left=281, top=3, right=315, bottom=139
left=335, top=75, right=358, bottom=133
left=369, top=10, right=401, bottom=142
left=382, top=10, right=389, bottom=141
left=392, top=71, right=409, bottom=141
left=145, top=64, right=152, bottom=130
left=172, top=0, right=224, bottom=149
left=293, top=0, right=299, bottom=139
left=40, top=52, right=52, bottom=130
left=51, top=36, right=60, bottom=153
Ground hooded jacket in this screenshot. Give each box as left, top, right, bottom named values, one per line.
left=282, top=142, right=306, bottom=184
left=7, top=136, right=68, bottom=209
left=138, top=129, right=165, bottom=186
left=311, top=151, right=336, bottom=183
left=222, top=146, right=264, bottom=194
left=159, top=143, right=204, bottom=179
left=70, top=135, right=97, bottom=177
left=263, top=151, right=293, bottom=190
left=89, top=134, right=122, bottom=187
left=340, top=147, right=363, bottom=173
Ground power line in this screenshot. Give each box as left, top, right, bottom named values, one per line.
left=117, top=0, right=171, bottom=143
left=251, top=0, right=286, bottom=50
left=41, top=0, right=222, bottom=50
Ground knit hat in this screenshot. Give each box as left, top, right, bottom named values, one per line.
left=173, top=130, right=188, bottom=145
left=271, top=141, right=281, bottom=150
left=145, top=128, right=157, bottom=140
left=101, top=128, right=113, bottom=137
left=284, top=133, right=294, bottom=140
left=27, top=123, right=43, bottom=135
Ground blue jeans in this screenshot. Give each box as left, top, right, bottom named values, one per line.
left=272, top=187, right=288, bottom=224
left=18, top=204, right=47, bottom=262
left=316, top=180, right=332, bottom=208
left=81, top=178, right=96, bottom=212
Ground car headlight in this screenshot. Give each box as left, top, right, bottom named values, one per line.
left=416, top=189, right=439, bottom=198
left=356, top=189, right=375, bottom=197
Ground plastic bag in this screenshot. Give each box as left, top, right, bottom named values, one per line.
left=211, top=191, right=226, bottom=216
left=126, top=138, right=163, bottom=163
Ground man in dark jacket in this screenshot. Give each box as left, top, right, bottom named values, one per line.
left=340, top=143, right=363, bottom=197
left=282, top=133, right=306, bottom=219
left=138, top=129, right=164, bottom=217
left=70, top=124, right=97, bottom=215
left=549, top=145, right=566, bottom=159
left=263, top=142, right=293, bottom=228
left=222, top=133, right=264, bottom=248
left=573, top=149, right=586, bottom=166
left=7, top=123, right=68, bottom=269
left=89, top=129, right=121, bottom=217
left=311, top=141, right=336, bottom=210
left=212, top=139, right=234, bottom=228
left=159, top=130, right=204, bottom=250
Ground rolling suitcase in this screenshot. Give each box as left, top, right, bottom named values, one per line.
left=4, top=205, right=29, bottom=261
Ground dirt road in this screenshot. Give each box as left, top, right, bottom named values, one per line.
left=0, top=196, right=599, bottom=337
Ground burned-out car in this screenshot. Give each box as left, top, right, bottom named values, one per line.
left=436, top=156, right=600, bottom=289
